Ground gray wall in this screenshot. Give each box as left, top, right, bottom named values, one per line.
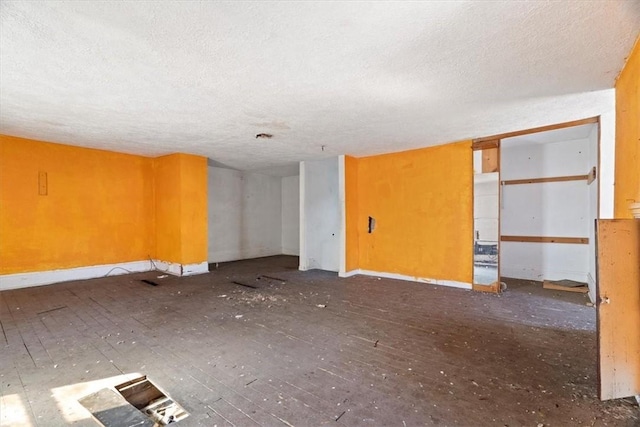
left=208, top=167, right=282, bottom=262
left=281, top=175, right=300, bottom=256
left=300, top=157, right=341, bottom=272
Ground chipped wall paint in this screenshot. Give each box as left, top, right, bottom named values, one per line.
left=346, top=141, right=473, bottom=284
left=614, top=37, right=640, bottom=218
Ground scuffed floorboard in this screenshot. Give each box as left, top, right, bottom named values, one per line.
left=0, top=256, right=637, bottom=426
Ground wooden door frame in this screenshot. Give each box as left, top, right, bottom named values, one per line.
left=472, top=117, right=598, bottom=145
left=471, top=140, right=501, bottom=293
left=471, top=116, right=601, bottom=295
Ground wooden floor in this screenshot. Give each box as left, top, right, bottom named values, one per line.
left=1, top=256, right=637, bottom=426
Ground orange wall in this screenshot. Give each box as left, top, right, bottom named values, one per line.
left=0, top=135, right=154, bottom=274
left=178, top=154, right=208, bottom=264
left=0, top=136, right=208, bottom=275
left=347, top=141, right=473, bottom=283
left=614, top=37, right=640, bottom=218
left=153, top=153, right=208, bottom=265
left=154, top=154, right=183, bottom=264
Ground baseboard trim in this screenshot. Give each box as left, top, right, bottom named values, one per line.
left=152, top=259, right=183, bottom=276
left=339, top=270, right=360, bottom=278
left=182, top=261, right=209, bottom=276
left=339, top=269, right=472, bottom=290
left=152, top=260, right=209, bottom=277
left=500, top=266, right=588, bottom=284
left=0, top=260, right=153, bottom=291
left=587, top=272, right=596, bottom=304
left=1, top=259, right=210, bottom=291
left=208, top=250, right=283, bottom=264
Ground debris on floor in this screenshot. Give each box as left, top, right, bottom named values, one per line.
left=543, top=279, right=589, bottom=293
left=239, top=292, right=280, bottom=304
left=8, top=257, right=637, bottom=426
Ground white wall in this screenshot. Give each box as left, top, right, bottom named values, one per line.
left=208, top=167, right=283, bottom=262
left=474, top=173, right=500, bottom=242
left=471, top=89, right=615, bottom=219
left=281, top=175, right=300, bottom=255
left=300, top=157, right=341, bottom=272
left=500, top=138, right=591, bottom=282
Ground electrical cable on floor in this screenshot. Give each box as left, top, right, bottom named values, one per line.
left=104, top=256, right=159, bottom=277
left=148, top=256, right=159, bottom=271
left=103, top=266, right=134, bottom=277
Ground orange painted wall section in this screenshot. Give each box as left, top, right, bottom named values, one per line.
left=153, top=154, right=183, bottom=264
left=178, top=154, right=208, bottom=264
left=352, top=141, right=473, bottom=283
left=0, top=135, right=154, bottom=274
left=153, top=153, right=208, bottom=265
left=344, top=155, right=359, bottom=271
left=614, top=38, right=640, bottom=218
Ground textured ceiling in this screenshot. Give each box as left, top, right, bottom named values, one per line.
left=1, top=1, right=638, bottom=172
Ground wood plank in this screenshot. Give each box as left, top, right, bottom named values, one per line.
left=482, top=147, right=499, bottom=173
left=472, top=139, right=499, bottom=151
left=473, top=117, right=599, bottom=144
left=116, top=377, right=165, bottom=410
left=2, top=255, right=635, bottom=425
left=596, top=219, right=640, bottom=400
left=501, top=174, right=588, bottom=186
left=587, top=166, right=597, bottom=185
left=501, top=235, right=588, bottom=244
left=472, top=281, right=500, bottom=293
left=543, top=280, right=589, bottom=293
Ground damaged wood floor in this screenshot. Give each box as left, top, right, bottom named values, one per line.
left=1, top=256, right=637, bottom=426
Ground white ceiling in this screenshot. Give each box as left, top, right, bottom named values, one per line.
left=1, top=1, right=638, bottom=173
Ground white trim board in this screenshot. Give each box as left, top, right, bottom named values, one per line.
left=182, top=261, right=209, bottom=276
left=338, top=155, right=347, bottom=276
left=0, top=260, right=153, bottom=291
left=587, top=272, right=597, bottom=304
left=500, top=265, right=588, bottom=284
left=1, top=260, right=210, bottom=291
left=339, top=269, right=472, bottom=290
left=134, top=259, right=208, bottom=277
left=298, top=161, right=307, bottom=271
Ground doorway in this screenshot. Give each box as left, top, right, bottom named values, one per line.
left=499, top=123, right=598, bottom=298
left=472, top=142, right=500, bottom=292
left=472, top=118, right=600, bottom=300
